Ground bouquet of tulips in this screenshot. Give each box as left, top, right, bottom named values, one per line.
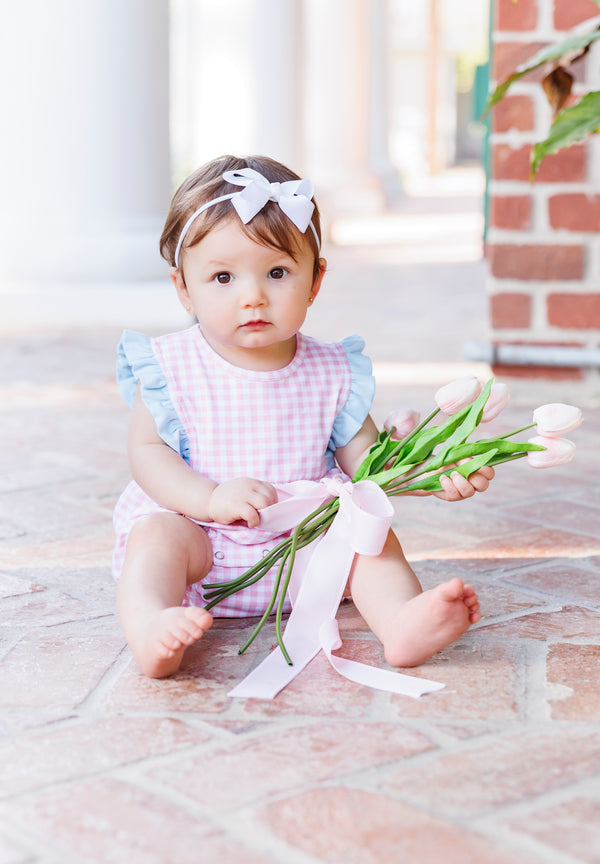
left=204, top=377, right=583, bottom=661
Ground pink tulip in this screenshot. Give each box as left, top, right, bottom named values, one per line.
left=434, top=377, right=482, bottom=416
left=481, top=382, right=510, bottom=423
left=533, top=403, right=583, bottom=437
left=384, top=409, right=421, bottom=440
left=527, top=436, right=576, bottom=468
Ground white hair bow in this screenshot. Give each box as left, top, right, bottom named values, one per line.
left=174, top=167, right=319, bottom=268
left=222, top=168, right=315, bottom=232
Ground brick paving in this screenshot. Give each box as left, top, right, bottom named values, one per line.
left=1, top=181, right=599, bottom=864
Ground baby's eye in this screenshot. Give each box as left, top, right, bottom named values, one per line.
left=214, top=272, right=232, bottom=285
left=269, top=267, right=288, bottom=280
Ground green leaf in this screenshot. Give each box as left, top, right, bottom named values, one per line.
left=423, top=436, right=545, bottom=474
left=354, top=410, right=464, bottom=483
left=484, top=29, right=600, bottom=114
left=353, top=428, right=399, bottom=481
left=396, top=424, right=452, bottom=464
left=530, top=90, right=600, bottom=176
left=402, top=449, right=498, bottom=493
left=453, top=449, right=498, bottom=478
left=396, top=407, right=473, bottom=466
left=364, top=461, right=422, bottom=488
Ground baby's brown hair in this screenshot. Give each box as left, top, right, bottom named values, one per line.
left=160, top=155, right=323, bottom=281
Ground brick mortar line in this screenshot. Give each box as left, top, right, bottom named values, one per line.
left=471, top=776, right=600, bottom=864
left=350, top=724, right=600, bottom=791
left=473, top=600, right=567, bottom=626
left=331, top=731, right=600, bottom=854
left=488, top=324, right=600, bottom=341
left=488, top=230, right=600, bottom=244
left=71, top=643, right=133, bottom=714
left=499, top=577, right=600, bottom=610
left=116, top=769, right=343, bottom=864
left=338, top=719, right=600, bottom=782
left=489, top=181, right=600, bottom=194
left=487, top=276, right=600, bottom=288
left=493, top=23, right=600, bottom=43
left=495, top=187, right=600, bottom=202
left=0, top=812, right=81, bottom=864
left=489, top=80, right=594, bottom=94
left=471, top=815, right=587, bottom=864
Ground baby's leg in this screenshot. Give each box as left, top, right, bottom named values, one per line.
left=117, top=512, right=214, bottom=678
left=349, top=530, right=480, bottom=667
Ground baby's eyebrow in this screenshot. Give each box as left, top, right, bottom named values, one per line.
left=204, top=259, right=233, bottom=268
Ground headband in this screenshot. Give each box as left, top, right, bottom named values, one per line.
left=173, top=167, right=320, bottom=268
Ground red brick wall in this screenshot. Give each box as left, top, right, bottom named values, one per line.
left=487, top=0, right=600, bottom=382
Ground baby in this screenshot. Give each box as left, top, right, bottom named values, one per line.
left=113, top=154, right=492, bottom=678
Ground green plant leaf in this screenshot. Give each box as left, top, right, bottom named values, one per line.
left=421, top=436, right=544, bottom=475
left=396, top=407, right=473, bottom=466
left=530, top=90, right=600, bottom=176
left=401, top=449, right=498, bottom=493
left=484, top=29, right=600, bottom=114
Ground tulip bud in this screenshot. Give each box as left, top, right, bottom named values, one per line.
left=527, top=436, right=576, bottom=468
left=481, top=382, right=510, bottom=423
left=434, top=377, right=482, bottom=416
left=533, top=403, right=583, bottom=437
left=383, top=409, right=421, bottom=440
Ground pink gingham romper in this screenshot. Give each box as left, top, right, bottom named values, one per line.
left=112, top=325, right=375, bottom=616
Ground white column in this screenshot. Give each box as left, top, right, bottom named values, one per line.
left=304, top=0, right=387, bottom=216
left=0, top=0, right=171, bottom=282
left=171, top=0, right=303, bottom=174
left=250, top=0, right=304, bottom=169
left=369, top=0, right=403, bottom=203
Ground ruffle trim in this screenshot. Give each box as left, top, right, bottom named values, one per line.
left=329, top=334, right=375, bottom=452
left=117, top=330, right=191, bottom=464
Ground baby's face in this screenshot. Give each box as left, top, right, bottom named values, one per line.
left=173, top=217, right=324, bottom=370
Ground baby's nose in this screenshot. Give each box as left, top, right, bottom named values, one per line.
left=240, top=278, right=267, bottom=305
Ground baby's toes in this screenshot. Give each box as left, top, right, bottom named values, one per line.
left=171, top=622, right=200, bottom=648
left=160, top=630, right=186, bottom=653
left=183, top=608, right=213, bottom=636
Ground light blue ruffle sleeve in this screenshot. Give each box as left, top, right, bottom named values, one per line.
left=117, top=330, right=191, bottom=464
left=329, top=334, right=375, bottom=453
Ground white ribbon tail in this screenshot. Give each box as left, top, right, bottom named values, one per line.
left=320, top=619, right=445, bottom=699
left=227, top=510, right=355, bottom=699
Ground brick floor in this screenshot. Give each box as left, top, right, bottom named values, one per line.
left=1, top=178, right=599, bottom=863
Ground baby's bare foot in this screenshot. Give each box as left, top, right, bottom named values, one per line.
left=383, top=577, right=480, bottom=668
left=136, top=606, right=213, bottom=678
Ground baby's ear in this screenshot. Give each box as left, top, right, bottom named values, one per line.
left=169, top=266, right=182, bottom=288
left=170, top=267, right=192, bottom=312
left=311, top=257, right=327, bottom=298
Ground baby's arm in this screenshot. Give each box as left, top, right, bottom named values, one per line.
left=335, top=414, right=494, bottom=500
left=334, top=415, right=380, bottom=477
left=127, top=390, right=276, bottom=526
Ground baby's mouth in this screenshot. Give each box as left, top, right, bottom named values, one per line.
left=241, top=319, right=270, bottom=329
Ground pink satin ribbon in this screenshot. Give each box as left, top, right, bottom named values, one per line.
left=228, top=477, right=444, bottom=700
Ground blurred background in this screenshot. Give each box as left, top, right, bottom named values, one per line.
left=0, top=0, right=489, bottom=306
left=2, top=0, right=596, bottom=403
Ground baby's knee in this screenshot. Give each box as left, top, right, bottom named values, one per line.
left=128, top=513, right=212, bottom=576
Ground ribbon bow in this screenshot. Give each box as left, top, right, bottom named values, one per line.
left=227, top=478, right=445, bottom=700
left=223, top=168, right=315, bottom=233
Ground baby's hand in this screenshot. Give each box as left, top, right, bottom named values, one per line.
left=208, top=478, right=278, bottom=527
left=433, top=465, right=495, bottom=502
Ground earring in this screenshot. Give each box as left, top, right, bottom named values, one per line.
left=186, top=305, right=192, bottom=313
left=308, top=297, right=314, bottom=304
